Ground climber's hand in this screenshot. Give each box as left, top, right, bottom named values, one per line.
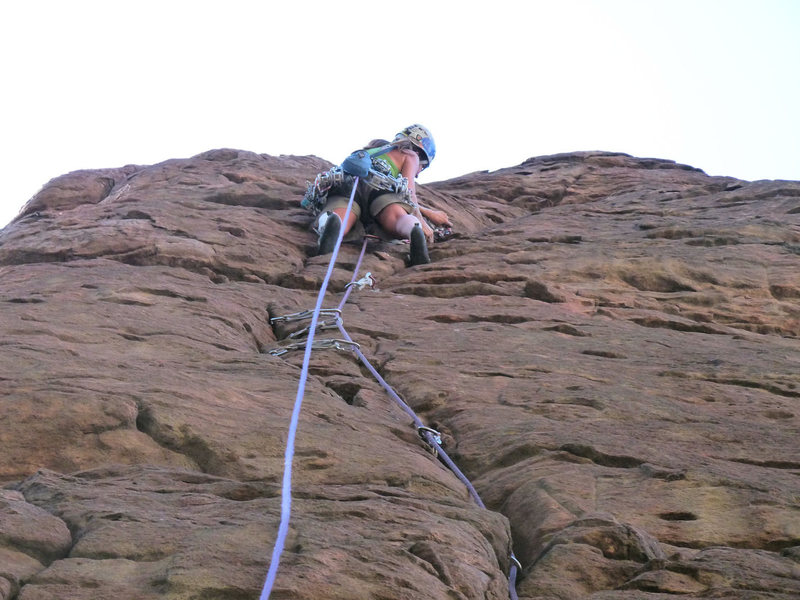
left=425, top=209, right=451, bottom=227
left=421, top=220, right=435, bottom=244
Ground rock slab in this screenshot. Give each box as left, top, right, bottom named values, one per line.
left=1, top=149, right=798, bottom=599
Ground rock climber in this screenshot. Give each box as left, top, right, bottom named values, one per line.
left=312, top=124, right=452, bottom=266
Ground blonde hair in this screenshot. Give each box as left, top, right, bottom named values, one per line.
left=393, top=139, right=414, bottom=151
left=364, top=138, right=415, bottom=152
left=364, top=139, right=390, bottom=149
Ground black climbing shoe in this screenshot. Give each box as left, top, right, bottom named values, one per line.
left=408, top=223, right=430, bottom=266
left=317, top=211, right=342, bottom=255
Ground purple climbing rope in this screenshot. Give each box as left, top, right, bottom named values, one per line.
left=259, top=178, right=360, bottom=600
left=336, top=322, right=425, bottom=428
left=262, top=184, right=521, bottom=598
left=336, top=237, right=370, bottom=312
left=335, top=320, right=521, bottom=598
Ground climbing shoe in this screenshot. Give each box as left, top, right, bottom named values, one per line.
left=408, top=223, right=430, bottom=266
left=317, top=211, right=342, bottom=255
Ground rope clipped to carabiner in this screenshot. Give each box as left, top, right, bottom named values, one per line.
left=261, top=175, right=522, bottom=600
left=418, top=425, right=443, bottom=456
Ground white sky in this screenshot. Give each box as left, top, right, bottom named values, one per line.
left=2, top=0, right=799, bottom=228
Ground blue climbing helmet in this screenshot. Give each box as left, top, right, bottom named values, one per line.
left=395, top=124, right=436, bottom=170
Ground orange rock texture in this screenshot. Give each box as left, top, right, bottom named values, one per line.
left=1, top=149, right=798, bottom=599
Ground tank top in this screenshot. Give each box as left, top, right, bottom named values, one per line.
left=367, top=147, right=401, bottom=178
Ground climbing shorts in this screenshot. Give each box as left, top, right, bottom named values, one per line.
left=323, top=191, right=414, bottom=222
left=323, top=194, right=364, bottom=219
left=368, top=192, right=414, bottom=218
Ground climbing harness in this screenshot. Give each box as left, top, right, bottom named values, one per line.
left=301, top=148, right=413, bottom=216
left=261, top=175, right=521, bottom=600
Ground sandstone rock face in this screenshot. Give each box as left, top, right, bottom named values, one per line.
left=1, top=149, right=798, bottom=599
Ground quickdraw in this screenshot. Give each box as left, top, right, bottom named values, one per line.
left=287, top=316, right=342, bottom=340
left=268, top=337, right=359, bottom=357
left=270, top=308, right=341, bottom=324
left=418, top=426, right=443, bottom=457
left=417, top=425, right=443, bottom=446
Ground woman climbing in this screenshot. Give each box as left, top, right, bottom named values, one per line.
left=314, top=124, right=451, bottom=266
